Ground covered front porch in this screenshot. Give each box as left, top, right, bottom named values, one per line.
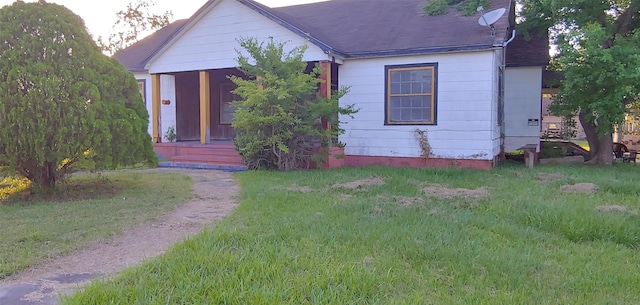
left=149, top=61, right=337, bottom=168
left=151, top=67, right=244, bottom=144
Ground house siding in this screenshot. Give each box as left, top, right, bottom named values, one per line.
left=338, top=51, right=498, bottom=161
left=160, top=74, right=177, bottom=141
left=148, top=0, right=329, bottom=74
left=504, top=66, right=543, bottom=152
left=492, top=49, right=503, bottom=158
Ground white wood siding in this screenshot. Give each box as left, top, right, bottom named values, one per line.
left=148, top=0, right=329, bottom=74
left=338, top=51, right=498, bottom=160
left=504, top=67, right=543, bottom=152
left=491, top=49, right=502, bottom=158
left=160, top=75, right=177, bottom=140
left=134, top=73, right=153, bottom=136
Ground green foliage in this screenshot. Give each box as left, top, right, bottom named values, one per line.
left=424, top=0, right=490, bottom=16
left=550, top=24, right=640, bottom=135
left=164, top=125, right=177, bottom=142
left=99, top=0, right=172, bottom=55
left=520, top=0, right=640, bottom=164
left=0, top=1, right=157, bottom=189
left=230, top=38, right=356, bottom=171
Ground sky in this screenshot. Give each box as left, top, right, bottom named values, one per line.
left=0, top=0, right=326, bottom=39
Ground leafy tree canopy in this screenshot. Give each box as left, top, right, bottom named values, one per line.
left=0, top=0, right=157, bottom=189
left=520, top=0, right=640, bottom=165
left=98, top=0, right=172, bottom=55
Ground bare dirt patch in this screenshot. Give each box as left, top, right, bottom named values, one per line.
left=595, top=205, right=638, bottom=214
left=422, top=183, right=490, bottom=200
left=376, top=195, right=425, bottom=207
left=333, top=177, right=385, bottom=189
left=537, top=172, right=564, bottom=181
left=0, top=168, right=239, bottom=305
left=560, top=183, right=598, bottom=193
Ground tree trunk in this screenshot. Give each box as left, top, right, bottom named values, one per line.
left=580, top=111, right=613, bottom=165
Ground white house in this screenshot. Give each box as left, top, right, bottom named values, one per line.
left=115, top=0, right=548, bottom=169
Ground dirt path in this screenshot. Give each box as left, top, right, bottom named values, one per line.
left=0, top=168, right=239, bottom=305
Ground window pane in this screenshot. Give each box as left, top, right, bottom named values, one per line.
left=221, top=102, right=236, bottom=124
left=411, top=82, right=422, bottom=94
left=400, top=71, right=411, bottom=82
left=390, top=83, right=401, bottom=94
left=390, top=96, right=401, bottom=108
left=411, top=70, right=424, bottom=81
left=424, top=107, right=432, bottom=121
left=422, top=73, right=432, bottom=93
left=401, top=109, right=412, bottom=121
left=390, top=109, right=401, bottom=121
left=411, top=96, right=424, bottom=107
left=401, top=96, right=411, bottom=107
left=411, top=109, right=424, bottom=121
left=391, top=71, right=401, bottom=82
left=400, top=83, right=411, bottom=94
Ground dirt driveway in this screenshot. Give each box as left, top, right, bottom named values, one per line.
left=0, top=168, right=239, bottom=305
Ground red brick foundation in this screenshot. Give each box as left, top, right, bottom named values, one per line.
left=343, top=155, right=494, bottom=170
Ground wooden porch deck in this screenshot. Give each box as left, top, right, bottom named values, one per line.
left=154, top=141, right=247, bottom=171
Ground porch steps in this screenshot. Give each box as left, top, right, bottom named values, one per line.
left=158, top=161, right=247, bottom=172
left=154, top=141, right=247, bottom=172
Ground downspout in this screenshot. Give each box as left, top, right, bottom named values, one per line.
left=503, top=30, right=517, bottom=47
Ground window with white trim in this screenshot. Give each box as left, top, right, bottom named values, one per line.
left=385, top=63, right=437, bottom=125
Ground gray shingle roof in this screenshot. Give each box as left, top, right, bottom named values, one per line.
left=263, top=0, right=513, bottom=57
left=115, top=0, right=522, bottom=71
left=113, top=19, right=189, bottom=72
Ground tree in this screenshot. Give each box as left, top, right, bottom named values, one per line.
left=0, top=1, right=157, bottom=189
left=98, top=0, right=172, bottom=55
left=230, top=38, right=356, bottom=171
left=519, top=0, right=640, bottom=165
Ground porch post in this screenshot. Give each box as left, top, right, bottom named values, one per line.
left=199, top=70, right=211, bottom=144
left=151, top=74, right=161, bottom=143
left=320, top=61, right=332, bottom=130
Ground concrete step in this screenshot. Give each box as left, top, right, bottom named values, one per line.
left=158, top=161, right=248, bottom=172
left=176, top=146, right=239, bottom=156
left=172, top=154, right=244, bottom=164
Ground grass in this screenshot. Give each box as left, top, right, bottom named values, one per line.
left=0, top=170, right=192, bottom=279
left=64, top=164, right=640, bottom=304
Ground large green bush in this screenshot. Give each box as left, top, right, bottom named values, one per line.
left=231, top=38, right=356, bottom=170
left=0, top=1, right=157, bottom=188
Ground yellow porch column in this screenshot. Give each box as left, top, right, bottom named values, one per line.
left=320, top=61, right=332, bottom=131
left=151, top=74, right=161, bottom=143
left=199, top=71, right=211, bottom=144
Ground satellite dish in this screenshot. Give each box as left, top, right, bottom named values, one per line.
left=478, top=8, right=506, bottom=27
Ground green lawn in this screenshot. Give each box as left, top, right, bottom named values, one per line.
left=65, top=165, right=640, bottom=304
left=0, top=171, right=192, bottom=279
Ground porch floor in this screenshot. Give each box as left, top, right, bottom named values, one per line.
left=154, top=141, right=247, bottom=172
